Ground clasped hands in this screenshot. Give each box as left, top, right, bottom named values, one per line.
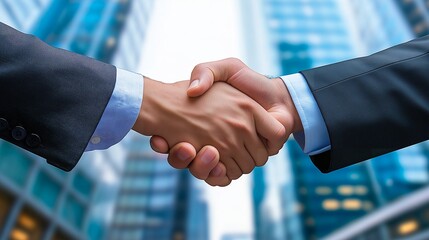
left=132, top=58, right=303, bottom=186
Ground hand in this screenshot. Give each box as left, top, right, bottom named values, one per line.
left=133, top=77, right=286, bottom=185
left=151, top=58, right=302, bottom=186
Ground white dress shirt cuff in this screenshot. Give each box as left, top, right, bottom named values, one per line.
left=86, top=68, right=143, bottom=151
left=281, top=73, right=331, bottom=155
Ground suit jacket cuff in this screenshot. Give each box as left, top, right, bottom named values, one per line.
left=86, top=68, right=143, bottom=151
left=281, top=73, right=331, bottom=155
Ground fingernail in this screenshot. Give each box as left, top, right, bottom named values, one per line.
left=201, top=148, right=216, bottom=164
left=176, top=147, right=191, bottom=161
left=210, top=165, right=223, bottom=177
left=189, top=79, right=200, bottom=89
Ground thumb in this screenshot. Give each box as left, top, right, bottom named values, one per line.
left=187, top=67, right=214, bottom=97
left=187, top=58, right=246, bottom=97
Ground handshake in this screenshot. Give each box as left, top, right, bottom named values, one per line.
left=132, top=58, right=303, bottom=186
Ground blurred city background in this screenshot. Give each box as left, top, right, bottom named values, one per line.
left=1, top=0, right=429, bottom=240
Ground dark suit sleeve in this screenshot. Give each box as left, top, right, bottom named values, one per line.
left=0, top=23, right=116, bottom=171
left=300, top=35, right=429, bottom=173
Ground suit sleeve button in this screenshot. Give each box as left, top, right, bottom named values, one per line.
left=0, top=118, right=9, bottom=131
left=12, top=126, right=27, bottom=141
left=26, top=134, right=41, bottom=148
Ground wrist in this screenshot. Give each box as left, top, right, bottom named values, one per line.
left=132, top=77, right=162, bottom=136
left=272, top=77, right=303, bottom=133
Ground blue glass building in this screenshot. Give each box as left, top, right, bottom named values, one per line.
left=284, top=141, right=377, bottom=240
left=0, top=0, right=155, bottom=239
left=245, top=0, right=429, bottom=239
left=186, top=179, right=209, bottom=240
left=246, top=0, right=379, bottom=239
left=252, top=168, right=271, bottom=240
left=344, top=0, right=429, bottom=205
left=31, top=0, right=143, bottom=66
left=109, top=135, right=209, bottom=240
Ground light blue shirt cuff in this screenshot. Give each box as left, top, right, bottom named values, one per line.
left=85, top=68, right=143, bottom=151
left=281, top=73, right=331, bottom=155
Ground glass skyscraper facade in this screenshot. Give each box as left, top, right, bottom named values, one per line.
left=0, top=141, right=124, bottom=240
left=264, top=0, right=355, bottom=71
left=0, top=0, right=155, bottom=239
left=31, top=0, right=148, bottom=66
left=245, top=0, right=429, bottom=239
left=344, top=0, right=429, bottom=210
left=282, top=142, right=377, bottom=240
left=109, top=135, right=209, bottom=240
left=109, top=136, right=180, bottom=239
left=250, top=1, right=378, bottom=239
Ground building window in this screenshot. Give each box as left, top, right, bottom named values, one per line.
left=397, top=219, right=419, bottom=236
left=315, top=186, right=332, bottom=195
left=0, top=189, right=14, bottom=231
left=32, top=171, right=61, bottom=210
left=72, top=171, right=94, bottom=199
left=322, top=199, right=340, bottom=211
left=62, top=195, right=86, bottom=230
left=337, top=185, right=354, bottom=196
left=0, top=142, right=32, bottom=187
left=87, top=219, right=105, bottom=240
left=354, top=186, right=368, bottom=195
left=342, top=199, right=362, bottom=211
left=9, top=207, right=46, bottom=240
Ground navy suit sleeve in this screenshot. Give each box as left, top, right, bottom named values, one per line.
left=0, top=23, right=116, bottom=171
left=301, top=35, right=429, bottom=173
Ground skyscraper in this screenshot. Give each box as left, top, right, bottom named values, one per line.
left=243, top=0, right=379, bottom=239
left=252, top=168, right=271, bottom=240
left=325, top=185, right=429, bottom=240
left=263, top=0, right=356, bottom=70
left=31, top=0, right=152, bottom=67
left=285, top=141, right=378, bottom=240
left=243, top=0, right=429, bottom=239
left=186, top=179, right=209, bottom=240
left=108, top=135, right=209, bottom=240
left=0, top=139, right=126, bottom=240
left=109, top=136, right=180, bottom=239
left=343, top=0, right=429, bottom=204
left=0, top=0, right=155, bottom=239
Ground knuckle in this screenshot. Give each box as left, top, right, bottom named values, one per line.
left=237, top=99, right=254, bottom=111
left=219, top=179, right=232, bottom=187
left=243, top=165, right=255, bottom=174
left=255, top=155, right=269, bottom=167
left=192, top=63, right=207, bottom=74
left=274, top=125, right=288, bottom=142
left=228, top=171, right=242, bottom=180
left=227, top=57, right=244, bottom=66
left=216, top=144, right=229, bottom=157
left=268, top=145, right=281, bottom=156
left=231, top=120, right=252, bottom=134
